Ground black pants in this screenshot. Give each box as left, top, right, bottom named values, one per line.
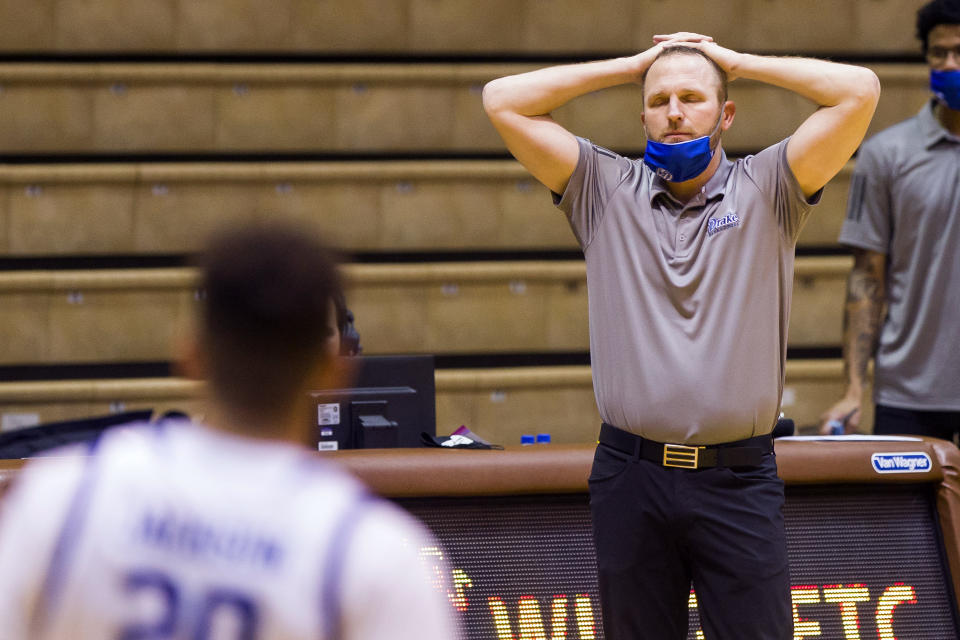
left=588, top=442, right=792, bottom=639
left=874, top=404, right=960, bottom=442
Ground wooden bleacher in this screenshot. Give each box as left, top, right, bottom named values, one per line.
left=0, top=160, right=856, bottom=255
left=0, top=258, right=850, bottom=366
left=0, top=0, right=928, bottom=55
left=0, top=63, right=929, bottom=154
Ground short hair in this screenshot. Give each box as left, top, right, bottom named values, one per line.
left=197, top=223, right=343, bottom=419
left=916, top=0, right=960, bottom=54
left=641, top=46, right=729, bottom=106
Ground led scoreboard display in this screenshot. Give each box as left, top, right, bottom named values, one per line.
left=401, top=485, right=958, bottom=639
left=4, top=439, right=954, bottom=640
left=328, top=438, right=960, bottom=640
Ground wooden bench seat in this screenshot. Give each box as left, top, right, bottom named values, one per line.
left=0, top=63, right=928, bottom=154
left=0, top=0, right=926, bottom=56
left=0, top=257, right=851, bottom=365
left=0, top=160, right=854, bottom=256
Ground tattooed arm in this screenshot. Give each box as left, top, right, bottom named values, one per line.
left=819, top=249, right=887, bottom=434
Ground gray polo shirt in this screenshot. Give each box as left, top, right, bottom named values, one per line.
left=839, top=101, right=960, bottom=411
left=556, top=137, right=817, bottom=444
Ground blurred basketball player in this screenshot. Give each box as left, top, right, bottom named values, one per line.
left=0, top=224, right=457, bottom=639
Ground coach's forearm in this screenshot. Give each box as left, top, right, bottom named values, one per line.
left=482, top=57, right=641, bottom=118
left=732, top=54, right=880, bottom=110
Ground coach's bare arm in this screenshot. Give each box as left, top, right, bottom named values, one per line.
left=482, top=33, right=711, bottom=195
left=680, top=39, right=881, bottom=198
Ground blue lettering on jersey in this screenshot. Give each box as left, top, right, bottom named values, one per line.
left=707, top=211, right=740, bottom=237
left=120, top=569, right=260, bottom=639
left=138, top=510, right=284, bottom=570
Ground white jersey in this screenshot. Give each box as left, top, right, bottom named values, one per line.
left=0, top=421, right=456, bottom=640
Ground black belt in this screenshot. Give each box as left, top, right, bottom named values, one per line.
left=599, top=422, right=773, bottom=469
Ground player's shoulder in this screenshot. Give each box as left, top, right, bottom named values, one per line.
left=338, top=496, right=439, bottom=594
left=82, top=421, right=173, bottom=473
left=0, top=443, right=92, bottom=524
left=1, top=422, right=165, bottom=512
left=354, top=495, right=429, bottom=541
left=334, top=495, right=457, bottom=640
left=291, top=451, right=370, bottom=497
left=290, top=458, right=430, bottom=546
left=10, top=447, right=88, bottom=488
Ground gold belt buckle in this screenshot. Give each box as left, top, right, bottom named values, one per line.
left=662, top=443, right=701, bottom=469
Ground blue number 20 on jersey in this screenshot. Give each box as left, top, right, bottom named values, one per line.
left=119, top=569, right=259, bottom=640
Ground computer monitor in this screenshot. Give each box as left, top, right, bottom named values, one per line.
left=309, top=355, right=436, bottom=451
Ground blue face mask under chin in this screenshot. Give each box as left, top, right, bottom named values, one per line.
left=931, top=69, right=960, bottom=111
left=643, top=113, right=724, bottom=183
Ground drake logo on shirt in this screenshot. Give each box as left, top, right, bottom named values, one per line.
left=707, top=211, right=740, bottom=237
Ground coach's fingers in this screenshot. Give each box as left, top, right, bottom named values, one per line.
left=653, top=32, right=714, bottom=44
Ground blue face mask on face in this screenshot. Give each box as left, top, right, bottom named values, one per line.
left=643, top=113, right=724, bottom=183
left=931, top=69, right=960, bottom=110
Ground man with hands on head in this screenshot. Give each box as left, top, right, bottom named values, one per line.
left=484, top=33, right=879, bottom=640
left=820, top=0, right=960, bottom=440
